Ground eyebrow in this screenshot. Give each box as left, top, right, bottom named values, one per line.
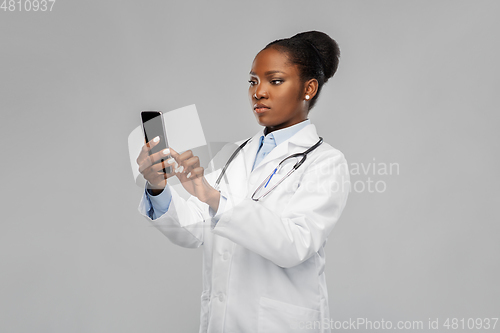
left=249, top=70, right=286, bottom=76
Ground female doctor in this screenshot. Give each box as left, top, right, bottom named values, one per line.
left=136, top=31, right=350, bottom=333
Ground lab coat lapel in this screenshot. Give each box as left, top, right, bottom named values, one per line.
left=246, top=124, right=320, bottom=194
left=242, top=130, right=264, bottom=180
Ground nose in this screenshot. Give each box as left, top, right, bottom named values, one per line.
left=253, top=83, right=268, bottom=100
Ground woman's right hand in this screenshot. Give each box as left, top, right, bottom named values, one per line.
left=136, top=136, right=177, bottom=195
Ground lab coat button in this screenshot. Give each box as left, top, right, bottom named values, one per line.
left=222, top=252, right=230, bottom=260
left=218, top=293, right=225, bottom=302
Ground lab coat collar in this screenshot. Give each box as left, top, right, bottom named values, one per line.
left=262, top=119, right=311, bottom=148
left=244, top=123, right=320, bottom=177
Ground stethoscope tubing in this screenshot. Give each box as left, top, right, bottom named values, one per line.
left=214, top=137, right=252, bottom=189
left=251, top=137, right=323, bottom=200
left=214, top=136, right=323, bottom=201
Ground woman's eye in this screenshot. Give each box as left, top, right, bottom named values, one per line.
left=271, top=80, right=283, bottom=85
left=248, top=80, right=257, bottom=86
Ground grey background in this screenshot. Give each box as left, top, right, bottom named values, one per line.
left=1, top=1, right=499, bottom=332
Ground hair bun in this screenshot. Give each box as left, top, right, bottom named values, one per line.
left=292, top=31, right=340, bottom=82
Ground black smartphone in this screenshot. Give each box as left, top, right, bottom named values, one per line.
left=141, top=111, right=172, bottom=174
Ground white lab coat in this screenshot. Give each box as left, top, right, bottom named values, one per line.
left=138, top=123, right=350, bottom=333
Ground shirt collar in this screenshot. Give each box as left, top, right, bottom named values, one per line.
left=259, top=119, right=311, bottom=147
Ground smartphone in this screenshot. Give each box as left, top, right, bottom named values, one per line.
left=141, top=111, right=172, bottom=174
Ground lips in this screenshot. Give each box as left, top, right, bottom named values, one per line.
left=254, top=103, right=270, bottom=113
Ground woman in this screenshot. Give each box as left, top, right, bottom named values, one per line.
left=136, top=31, right=350, bottom=333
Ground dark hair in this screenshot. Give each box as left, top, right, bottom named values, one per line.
left=263, top=31, right=340, bottom=110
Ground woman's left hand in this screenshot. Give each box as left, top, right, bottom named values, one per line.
left=168, top=148, right=221, bottom=211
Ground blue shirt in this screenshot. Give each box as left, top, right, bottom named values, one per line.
left=143, top=119, right=311, bottom=220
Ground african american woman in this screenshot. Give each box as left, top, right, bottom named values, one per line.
left=136, top=30, right=350, bottom=333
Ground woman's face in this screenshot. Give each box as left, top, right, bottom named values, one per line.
left=248, top=47, right=309, bottom=133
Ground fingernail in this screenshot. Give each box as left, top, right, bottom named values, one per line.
left=177, top=166, right=184, bottom=173
left=187, top=172, right=191, bottom=178
left=153, top=136, right=160, bottom=143
left=163, top=148, right=170, bottom=155
left=167, top=158, right=175, bottom=164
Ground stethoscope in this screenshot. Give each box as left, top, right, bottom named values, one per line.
left=214, top=136, right=324, bottom=201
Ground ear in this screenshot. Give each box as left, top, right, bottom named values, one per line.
left=303, top=78, right=319, bottom=100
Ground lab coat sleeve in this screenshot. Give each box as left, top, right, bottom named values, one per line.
left=208, top=194, right=227, bottom=227
left=212, top=151, right=350, bottom=268
left=144, top=185, right=173, bottom=220
left=138, top=183, right=211, bottom=249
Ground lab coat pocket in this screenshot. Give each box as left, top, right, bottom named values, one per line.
left=258, top=296, right=321, bottom=333
left=199, top=291, right=211, bottom=333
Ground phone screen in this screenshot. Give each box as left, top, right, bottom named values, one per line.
left=141, top=111, right=172, bottom=174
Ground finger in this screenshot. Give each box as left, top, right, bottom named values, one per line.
left=186, top=166, right=204, bottom=180
left=150, top=160, right=177, bottom=177
left=181, top=156, right=200, bottom=175
left=143, top=148, right=172, bottom=171
left=136, top=136, right=161, bottom=165
left=177, top=150, right=194, bottom=168
left=138, top=156, right=154, bottom=174
left=138, top=148, right=171, bottom=174
left=159, top=147, right=182, bottom=171
left=171, top=150, right=193, bottom=174
left=165, top=156, right=178, bottom=169
left=167, top=147, right=181, bottom=162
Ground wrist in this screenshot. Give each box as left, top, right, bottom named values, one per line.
left=147, top=181, right=165, bottom=196
left=205, top=189, right=221, bottom=212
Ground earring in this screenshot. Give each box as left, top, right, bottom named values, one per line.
left=305, top=95, right=310, bottom=100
